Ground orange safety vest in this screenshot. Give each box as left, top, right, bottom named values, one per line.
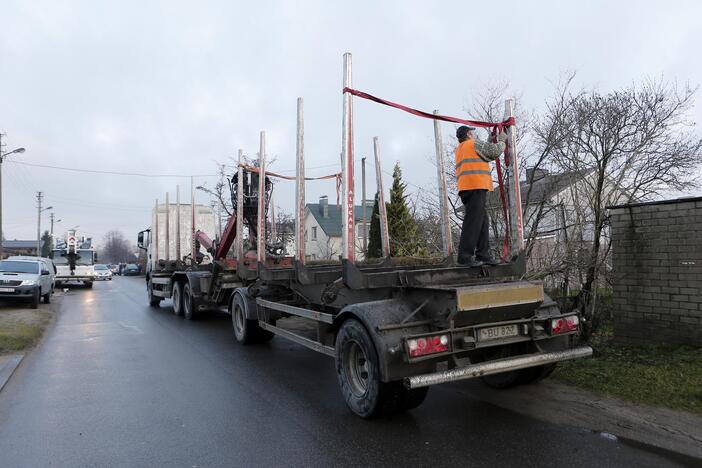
left=455, top=139, right=493, bottom=192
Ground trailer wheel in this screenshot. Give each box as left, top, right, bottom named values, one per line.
left=335, top=319, right=417, bottom=418
left=480, top=345, right=521, bottom=389
left=172, top=281, right=184, bottom=316
left=182, top=282, right=198, bottom=320
left=230, top=292, right=272, bottom=344
left=85, top=281, right=93, bottom=289
left=148, top=279, right=161, bottom=307
left=517, top=363, right=557, bottom=385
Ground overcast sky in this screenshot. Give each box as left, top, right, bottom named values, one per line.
left=1, top=0, right=700, bottom=248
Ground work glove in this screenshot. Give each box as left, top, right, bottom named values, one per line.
left=497, top=129, right=508, bottom=142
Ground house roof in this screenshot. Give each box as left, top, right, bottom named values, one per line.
left=2, top=240, right=39, bottom=249
left=487, top=170, right=589, bottom=207
left=306, top=203, right=373, bottom=237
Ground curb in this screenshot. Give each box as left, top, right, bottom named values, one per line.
left=0, top=354, right=24, bottom=392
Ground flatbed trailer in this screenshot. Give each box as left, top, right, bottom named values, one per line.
left=138, top=53, right=591, bottom=418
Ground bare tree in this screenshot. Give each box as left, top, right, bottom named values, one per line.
left=539, top=78, right=702, bottom=337
left=102, top=230, right=134, bottom=263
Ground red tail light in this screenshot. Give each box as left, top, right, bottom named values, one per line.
left=551, top=315, right=579, bottom=334
left=407, top=334, right=450, bottom=358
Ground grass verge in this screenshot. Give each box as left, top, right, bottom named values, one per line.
left=553, top=325, right=702, bottom=414
left=0, top=307, right=53, bottom=354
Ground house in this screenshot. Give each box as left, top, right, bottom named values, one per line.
left=487, top=168, right=629, bottom=290
left=1, top=240, right=40, bottom=258
left=304, top=196, right=373, bottom=261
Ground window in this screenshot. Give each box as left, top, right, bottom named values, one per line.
left=312, top=227, right=317, bottom=240
left=356, top=223, right=369, bottom=238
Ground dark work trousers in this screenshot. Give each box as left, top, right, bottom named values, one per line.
left=458, top=189, right=490, bottom=262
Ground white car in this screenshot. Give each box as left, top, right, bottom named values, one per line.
left=0, top=259, right=54, bottom=308
left=8, top=256, right=56, bottom=285
left=93, top=264, right=113, bottom=281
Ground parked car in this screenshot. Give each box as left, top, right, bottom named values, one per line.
left=94, top=264, right=113, bottom=281
left=122, top=264, right=140, bottom=276
left=8, top=256, right=57, bottom=284
left=0, top=259, right=54, bottom=308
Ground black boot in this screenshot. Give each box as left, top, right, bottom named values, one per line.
left=476, top=256, right=500, bottom=266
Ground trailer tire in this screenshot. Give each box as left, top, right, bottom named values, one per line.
left=182, top=282, right=198, bottom=320
left=148, top=279, right=161, bottom=307
left=479, top=345, right=522, bottom=389
left=85, top=281, right=93, bottom=289
left=230, top=292, right=272, bottom=343
left=172, top=281, right=184, bottom=316
left=517, top=363, right=558, bottom=385
left=335, top=319, right=418, bottom=418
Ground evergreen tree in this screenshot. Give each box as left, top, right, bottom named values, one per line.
left=41, top=230, right=52, bottom=257
left=367, top=193, right=382, bottom=258
left=386, top=163, right=420, bottom=257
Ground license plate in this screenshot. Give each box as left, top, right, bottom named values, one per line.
left=0, top=287, right=15, bottom=293
left=479, top=324, right=519, bottom=341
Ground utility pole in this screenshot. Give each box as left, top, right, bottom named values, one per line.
left=50, top=212, right=55, bottom=235
left=0, top=133, right=26, bottom=259
left=35, top=192, right=52, bottom=257
left=361, top=156, right=367, bottom=255
left=36, top=192, right=43, bottom=256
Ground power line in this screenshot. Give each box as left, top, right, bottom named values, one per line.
left=5, top=160, right=219, bottom=178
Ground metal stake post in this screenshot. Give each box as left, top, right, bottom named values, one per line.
left=176, top=185, right=181, bottom=262
left=165, top=192, right=170, bottom=262
left=154, top=199, right=159, bottom=264
left=295, top=98, right=306, bottom=264
left=191, top=177, right=196, bottom=266
left=236, top=149, right=244, bottom=265
left=257, top=131, right=267, bottom=264
left=373, top=137, right=390, bottom=257
left=270, top=192, right=277, bottom=244
left=361, top=156, right=367, bottom=256
left=504, top=99, right=524, bottom=256
left=341, top=52, right=355, bottom=262
left=433, top=112, right=454, bottom=258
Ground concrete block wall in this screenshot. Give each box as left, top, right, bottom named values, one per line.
left=609, top=197, right=702, bottom=347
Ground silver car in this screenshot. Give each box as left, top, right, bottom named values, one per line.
left=0, top=259, right=54, bottom=308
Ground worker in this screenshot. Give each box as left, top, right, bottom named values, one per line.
left=455, top=125, right=507, bottom=266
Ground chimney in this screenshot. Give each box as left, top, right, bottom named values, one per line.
left=319, top=195, right=329, bottom=218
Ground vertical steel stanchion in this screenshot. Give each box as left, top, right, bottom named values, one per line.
left=236, top=149, right=244, bottom=266
left=373, top=137, right=390, bottom=258
left=191, top=177, right=196, bottom=266
left=295, top=98, right=306, bottom=264
left=165, top=192, right=170, bottom=262
left=154, top=198, right=159, bottom=265
left=504, top=99, right=524, bottom=257
left=270, top=192, right=277, bottom=245
left=433, top=112, right=454, bottom=259
left=257, top=131, right=267, bottom=264
left=176, top=185, right=181, bottom=263
left=361, top=156, right=367, bottom=256
left=341, top=52, right=355, bottom=262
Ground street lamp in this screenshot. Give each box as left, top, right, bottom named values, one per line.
left=0, top=133, right=26, bottom=259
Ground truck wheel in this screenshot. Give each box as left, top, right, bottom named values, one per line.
left=85, top=281, right=93, bottom=289
left=148, top=280, right=162, bottom=307
left=182, top=282, right=198, bottom=320
left=230, top=292, right=272, bottom=343
left=31, top=289, right=40, bottom=309
left=43, top=290, right=51, bottom=304
left=517, top=363, right=558, bottom=385
left=172, top=281, right=184, bottom=316
left=335, top=319, right=415, bottom=418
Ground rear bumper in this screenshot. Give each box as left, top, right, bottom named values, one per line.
left=56, top=276, right=93, bottom=282
left=404, top=346, right=592, bottom=389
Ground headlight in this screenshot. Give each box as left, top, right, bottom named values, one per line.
left=20, top=280, right=37, bottom=286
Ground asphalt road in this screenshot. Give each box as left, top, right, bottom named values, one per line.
left=0, top=277, right=691, bottom=467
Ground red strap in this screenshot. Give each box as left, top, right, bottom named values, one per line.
left=343, top=87, right=514, bottom=129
